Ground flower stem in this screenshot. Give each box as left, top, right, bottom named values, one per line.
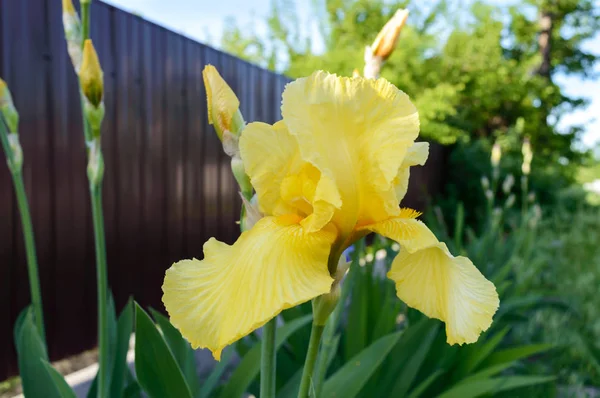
left=0, top=120, right=46, bottom=345
left=298, top=323, right=325, bottom=398
left=90, top=183, right=109, bottom=398
left=14, top=176, right=46, bottom=344
left=260, top=319, right=277, bottom=398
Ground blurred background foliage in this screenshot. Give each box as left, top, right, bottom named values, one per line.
left=220, top=0, right=599, bottom=223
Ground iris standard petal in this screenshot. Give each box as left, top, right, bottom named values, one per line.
left=388, top=243, right=499, bottom=345
left=239, top=121, right=301, bottom=216
left=281, top=71, right=420, bottom=233
left=162, top=215, right=335, bottom=360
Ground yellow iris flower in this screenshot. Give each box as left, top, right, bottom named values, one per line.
left=162, top=71, right=499, bottom=360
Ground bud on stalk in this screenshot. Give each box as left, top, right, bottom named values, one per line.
left=79, top=40, right=105, bottom=135
left=0, top=78, right=19, bottom=133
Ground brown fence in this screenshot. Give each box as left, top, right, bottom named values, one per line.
left=0, top=0, right=444, bottom=380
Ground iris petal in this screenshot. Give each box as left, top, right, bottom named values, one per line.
left=388, top=243, right=499, bottom=344
left=162, top=216, right=335, bottom=360
left=281, top=71, right=420, bottom=233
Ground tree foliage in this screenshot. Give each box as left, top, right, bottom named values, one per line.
left=220, top=0, right=599, bottom=178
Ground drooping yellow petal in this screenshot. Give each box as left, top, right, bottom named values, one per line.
left=162, top=216, right=335, bottom=360
left=388, top=243, right=499, bottom=344
left=357, top=209, right=436, bottom=252
left=394, top=141, right=429, bottom=202
left=361, top=212, right=499, bottom=344
left=281, top=71, right=420, bottom=234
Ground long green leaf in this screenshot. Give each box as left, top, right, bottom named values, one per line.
left=483, top=344, right=553, bottom=367
left=390, top=324, right=438, bottom=397
left=111, top=299, right=135, bottom=397
left=220, top=314, right=312, bottom=398
left=457, top=328, right=509, bottom=377
left=42, top=361, right=77, bottom=398
left=199, top=347, right=234, bottom=398
left=436, top=375, right=555, bottom=398
left=378, top=318, right=438, bottom=393
left=406, top=370, right=444, bottom=398
left=14, top=308, right=62, bottom=398
left=134, top=303, right=193, bottom=398
left=321, top=331, right=403, bottom=398
left=150, top=308, right=201, bottom=397
left=276, top=368, right=303, bottom=398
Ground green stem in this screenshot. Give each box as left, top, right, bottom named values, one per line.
left=298, top=323, right=325, bottom=398
left=90, top=184, right=109, bottom=398
left=14, top=176, right=46, bottom=345
left=0, top=120, right=45, bottom=345
left=260, top=319, right=277, bottom=398
left=81, top=1, right=91, bottom=43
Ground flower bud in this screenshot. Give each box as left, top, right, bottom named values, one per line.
left=491, top=142, right=501, bottom=168
left=481, top=176, right=490, bottom=191
left=0, top=78, right=19, bottom=133
left=528, top=192, right=536, bottom=203
left=505, top=194, right=515, bottom=208
left=79, top=40, right=104, bottom=108
left=485, top=189, right=493, bottom=201
left=502, top=174, right=515, bottom=194
left=231, top=156, right=253, bottom=201
left=370, top=9, right=409, bottom=61
left=62, top=0, right=83, bottom=72
left=203, top=65, right=244, bottom=142
left=522, top=137, right=533, bottom=176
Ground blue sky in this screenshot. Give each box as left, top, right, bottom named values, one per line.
left=103, top=0, right=600, bottom=149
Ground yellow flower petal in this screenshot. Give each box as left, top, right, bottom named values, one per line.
left=388, top=243, right=499, bottom=344
left=162, top=216, right=335, bottom=360
left=357, top=209, right=437, bottom=253
left=281, top=71, right=420, bottom=234
left=394, top=142, right=429, bottom=202
left=239, top=121, right=301, bottom=216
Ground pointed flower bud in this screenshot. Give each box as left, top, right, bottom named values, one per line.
left=522, top=138, right=533, bottom=176
left=62, top=0, right=83, bottom=72
left=491, top=142, right=501, bottom=168
left=202, top=65, right=244, bottom=142
left=481, top=176, right=490, bottom=191
left=80, top=40, right=104, bottom=108
left=0, top=78, right=19, bottom=133
left=505, top=194, right=516, bottom=208
left=370, top=9, right=409, bottom=61
left=502, top=174, right=515, bottom=194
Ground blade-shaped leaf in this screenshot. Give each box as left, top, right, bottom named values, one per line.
left=390, top=324, right=439, bottom=397
left=42, top=361, right=77, bottom=398
left=483, top=344, right=553, bottom=367
left=406, top=370, right=444, bottom=398
left=457, top=328, right=509, bottom=377
left=150, top=308, right=201, bottom=397
left=111, top=299, right=135, bottom=398
left=199, top=347, right=234, bottom=398
left=436, top=375, right=555, bottom=398
left=321, top=331, right=403, bottom=398
left=14, top=308, right=62, bottom=398
left=134, top=303, right=193, bottom=398
left=276, top=368, right=303, bottom=398
left=220, top=314, right=312, bottom=398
